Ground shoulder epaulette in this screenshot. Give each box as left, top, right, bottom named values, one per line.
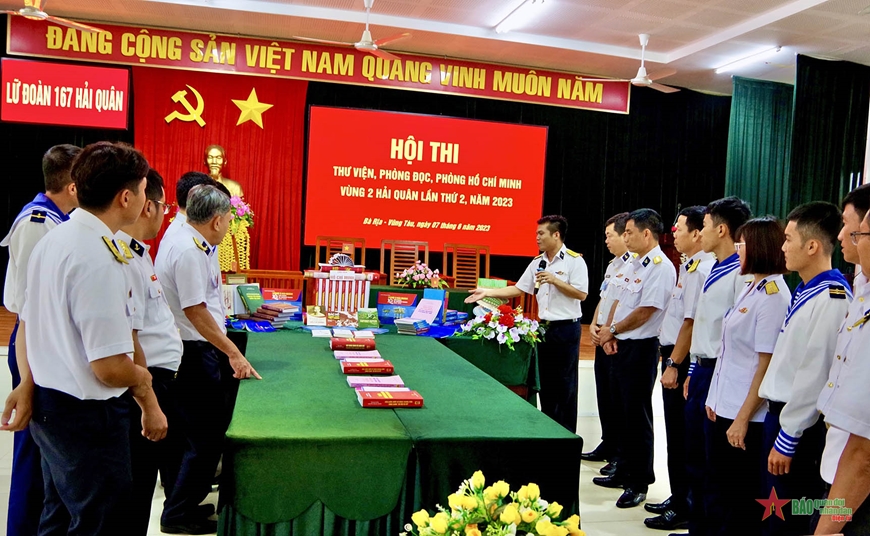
left=533, top=253, right=543, bottom=260
left=765, top=281, right=780, bottom=295
left=608, top=258, right=614, bottom=265
left=192, top=236, right=209, bottom=253
left=653, top=256, right=663, bottom=265
left=829, top=285, right=847, bottom=299
left=116, top=239, right=134, bottom=259
left=566, top=249, right=581, bottom=258
left=102, top=236, right=129, bottom=264
left=687, top=259, right=700, bottom=273
left=30, top=210, right=47, bottom=223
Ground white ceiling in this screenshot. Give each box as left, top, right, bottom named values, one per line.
left=7, top=0, right=870, bottom=94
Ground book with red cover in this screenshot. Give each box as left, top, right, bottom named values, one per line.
left=333, top=350, right=382, bottom=360
left=254, top=308, right=292, bottom=320
left=356, top=389, right=424, bottom=408
left=341, top=360, right=394, bottom=374
left=330, top=338, right=376, bottom=351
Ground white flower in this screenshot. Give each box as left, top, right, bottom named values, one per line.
left=462, top=323, right=472, bottom=332
left=497, top=332, right=507, bottom=344
left=511, top=332, right=520, bottom=343
left=516, top=314, right=524, bottom=321
left=518, top=326, right=528, bottom=335
left=530, top=320, right=539, bottom=331
left=476, top=327, right=485, bottom=335
left=497, top=324, right=508, bottom=333
left=484, top=331, right=496, bottom=340
left=507, top=524, right=517, bottom=535
left=538, top=499, right=549, bottom=509
left=404, top=523, right=413, bottom=531
left=488, top=321, right=498, bottom=329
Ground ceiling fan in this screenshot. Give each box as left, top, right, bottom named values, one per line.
left=293, top=0, right=410, bottom=61
left=583, top=34, right=680, bottom=93
left=4, top=0, right=106, bottom=33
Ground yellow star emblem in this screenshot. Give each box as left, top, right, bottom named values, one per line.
left=232, top=88, right=273, bottom=129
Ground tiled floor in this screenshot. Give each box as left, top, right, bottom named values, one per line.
left=0, top=353, right=681, bottom=536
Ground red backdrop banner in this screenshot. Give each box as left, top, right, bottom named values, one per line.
left=132, top=66, right=306, bottom=269
left=304, top=107, right=547, bottom=257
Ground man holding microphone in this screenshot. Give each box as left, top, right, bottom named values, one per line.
left=466, top=215, right=588, bottom=433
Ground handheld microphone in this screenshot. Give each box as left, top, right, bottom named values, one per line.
left=534, top=259, right=547, bottom=295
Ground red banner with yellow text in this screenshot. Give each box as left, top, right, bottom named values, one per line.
left=7, top=17, right=630, bottom=114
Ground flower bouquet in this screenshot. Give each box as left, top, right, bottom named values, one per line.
left=455, top=305, right=543, bottom=351
left=403, top=471, right=583, bottom=536
left=229, top=195, right=254, bottom=234
left=396, top=261, right=448, bottom=289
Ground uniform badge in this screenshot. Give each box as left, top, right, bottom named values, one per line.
left=765, top=281, right=780, bottom=295
left=634, top=278, right=642, bottom=284
left=829, top=285, right=847, bottom=299
left=30, top=210, right=47, bottom=223
left=556, top=271, right=565, bottom=275
left=193, top=237, right=210, bottom=253
left=566, top=249, right=581, bottom=258
left=687, top=259, right=699, bottom=273
left=625, top=278, right=630, bottom=283
left=642, top=257, right=651, bottom=267
left=653, top=256, right=663, bottom=265
left=622, top=252, right=631, bottom=262
left=151, top=274, right=158, bottom=281
left=130, top=239, right=145, bottom=257
left=739, top=307, right=749, bottom=314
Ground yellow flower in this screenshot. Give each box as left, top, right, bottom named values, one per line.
left=462, top=495, right=479, bottom=510
left=499, top=503, right=521, bottom=525
left=411, top=510, right=429, bottom=528
left=536, top=519, right=554, bottom=534
left=484, top=486, right=498, bottom=503
left=548, top=526, right=569, bottom=536
left=546, top=501, right=563, bottom=519
left=564, top=515, right=580, bottom=529
left=526, top=483, right=541, bottom=501
left=448, top=493, right=464, bottom=511
left=517, top=485, right=529, bottom=502
left=521, top=507, right=538, bottom=523
left=568, top=528, right=585, bottom=536
left=493, top=480, right=510, bottom=498
left=471, top=470, right=486, bottom=490
left=465, top=524, right=482, bottom=536
left=430, top=512, right=449, bottom=534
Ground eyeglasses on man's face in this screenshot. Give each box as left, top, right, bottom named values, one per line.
left=153, top=200, right=175, bottom=215
left=850, top=231, right=870, bottom=246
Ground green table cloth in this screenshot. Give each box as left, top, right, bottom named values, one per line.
left=220, top=330, right=580, bottom=535
left=438, top=337, right=539, bottom=391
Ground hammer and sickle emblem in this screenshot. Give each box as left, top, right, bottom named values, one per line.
left=164, top=85, right=206, bottom=127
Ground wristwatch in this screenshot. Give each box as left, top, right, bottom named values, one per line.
left=609, top=323, right=618, bottom=334
left=665, top=357, right=677, bottom=368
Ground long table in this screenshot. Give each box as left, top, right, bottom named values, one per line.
left=218, top=330, right=581, bottom=535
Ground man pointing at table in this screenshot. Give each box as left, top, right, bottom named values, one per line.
left=466, top=215, right=588, bottom=433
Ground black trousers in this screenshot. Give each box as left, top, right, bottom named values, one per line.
left=761, top=401, right=827, bottom=536
left=538, top=320, right=581, bottom=434
left=162, top=341, right=231, bottom=525
left=610, top=336, right=658, bottom=489
left=128, top=367, right=183, bottom=536
left=593, top=342, right=617, bottom=458
left=709, top=416, right=764, bottom=536
left=686, top=361, right=718, bottom=536
left=29, top=386, right=132, bottom=536
left=660, top=345, right=690, bottom=513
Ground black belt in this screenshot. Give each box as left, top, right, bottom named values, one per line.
left=544, top=318, right=579, bottom=326
left=699, top=357, right=717, bottom=368
left=148, top=366, right=178, bottom=381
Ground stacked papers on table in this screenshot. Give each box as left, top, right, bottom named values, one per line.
left=346, top=375, right=404, bottom=388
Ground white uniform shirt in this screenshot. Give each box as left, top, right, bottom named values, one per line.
left=690, top=253, right=750, bottom=359
left=516, top=245, right=589, bottom=321
left=21, top=209, right=134, bottom=400
left=706, top=275, right=790, bottom=422
left=596, top=252, right=632, bottom=326
left=116, top=231, right=183, bottom=371
left=155, top=223, right=225, bottom=341
left=611, top=245, right=676, bottom=340
left=818, top=271, right=870, bottom=483
left=758, top=270, right=851, bottom=456
left=660, top=251, right=715, bottom=346
left=1, top=195, right=67, bottom=315
left=162, top=211, right=186, bottom=241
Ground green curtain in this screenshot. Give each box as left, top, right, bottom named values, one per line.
left=789, top=55, right=870, bottom=209
left=724, top=77, right=794, bottom=218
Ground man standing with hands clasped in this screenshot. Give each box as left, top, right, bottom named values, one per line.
left=596, top=208, right=676, bottom=509
left=466, top=215, right=588, bottom=434
left=645, top=206, right=714, bottom=530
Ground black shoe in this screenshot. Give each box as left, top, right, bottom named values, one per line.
left=616, top=488, right=647, bottom=508
left=194, top=504, right=216, bottom=519
left=160, top=518, right=218, bottom=534
left=592, top=475, right=626, bottom=489
left=599, top=461, right=618, bottom=476
left=644, top=510, right=689, bottom=531
left=644, top=496, right=673, bottom=514
left=581, top=447, right=610, bottom=462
